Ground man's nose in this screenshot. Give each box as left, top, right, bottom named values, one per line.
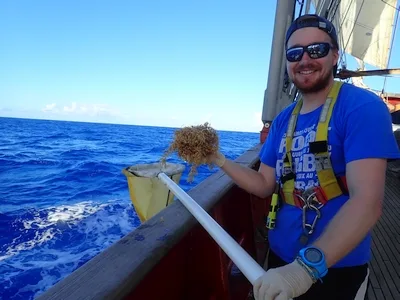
left=300, top=51, right=312, bottom=62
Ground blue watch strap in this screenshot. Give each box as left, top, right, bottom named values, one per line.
left=298, top=246, right=328, bottom=279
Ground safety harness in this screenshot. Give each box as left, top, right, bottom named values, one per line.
left=267, top=81, right=349, bottom=242
left=281, top=80, right=348, bottom=207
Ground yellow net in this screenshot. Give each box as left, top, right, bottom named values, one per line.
left=122, top=162, right=185, bottom=222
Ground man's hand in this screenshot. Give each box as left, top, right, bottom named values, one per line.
left=208, top=151, right=226, bottom=167
left=253, top=260, right=314, bottom=300
left=207, top=151, right=226, bottom=168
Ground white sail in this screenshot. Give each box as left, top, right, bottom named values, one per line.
left=351, top=58, right=369, bottom=89
left=312, top=0, right=398, bottom=69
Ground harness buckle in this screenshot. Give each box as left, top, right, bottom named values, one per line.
left=283, top=165, right=292, bottom=175
left=294, top=187, right=326, bottom=208
left=302, top=203, right=321, bottom=235
left=314, top=153, right=332, bottom=171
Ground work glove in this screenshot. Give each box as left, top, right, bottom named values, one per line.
left=253, top=259, right=314, bottom=300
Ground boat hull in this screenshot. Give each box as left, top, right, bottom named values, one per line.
left=36, top=144, right=270, bottom=300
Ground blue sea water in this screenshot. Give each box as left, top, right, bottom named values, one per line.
left=0, top=117, right=259, bottom=299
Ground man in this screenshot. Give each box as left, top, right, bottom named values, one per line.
left=211, top=14, right=400, bottom=300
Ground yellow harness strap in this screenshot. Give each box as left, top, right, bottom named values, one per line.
left=281, top=81, right=344, bottom=206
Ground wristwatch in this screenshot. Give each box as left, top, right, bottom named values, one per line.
left=297, top=246, right=328, bottom=280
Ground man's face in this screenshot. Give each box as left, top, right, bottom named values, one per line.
left=286, top=27, right=339, bottom=94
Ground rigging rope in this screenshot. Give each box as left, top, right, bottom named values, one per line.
left=338, top=0, right=366, bottom=69
left=382, top=1, right=400, bottom=93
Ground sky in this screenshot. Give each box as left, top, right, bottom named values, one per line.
left=1, top=0, right=400, bottom=132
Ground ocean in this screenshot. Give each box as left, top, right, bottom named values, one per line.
left=0, top=117, right=259, bottom=300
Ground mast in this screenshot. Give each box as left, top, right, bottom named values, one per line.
left=260, top=0, right=296, bottom=142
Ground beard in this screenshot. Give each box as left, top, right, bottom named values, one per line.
left=292, top=63, right=333, bottom=94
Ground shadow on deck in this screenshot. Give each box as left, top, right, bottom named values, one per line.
left=367, top=161, right=400, bottom=300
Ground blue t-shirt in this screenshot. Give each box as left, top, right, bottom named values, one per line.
left=259, top=82, right=400, bottom=268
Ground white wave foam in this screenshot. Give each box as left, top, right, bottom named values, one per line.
left=0, top=199, right=139, bottom=300
left=1, top=201, right=110, bottom=262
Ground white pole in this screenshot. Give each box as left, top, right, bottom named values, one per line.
left=157, top=172, right=265, bottom=285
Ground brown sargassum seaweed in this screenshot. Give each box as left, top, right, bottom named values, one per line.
left=161, top=122, right=219, bottom=181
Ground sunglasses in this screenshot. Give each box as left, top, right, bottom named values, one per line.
left=286, top=42, right=334, bottom=62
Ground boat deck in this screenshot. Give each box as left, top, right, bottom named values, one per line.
left=367, top=161, right=400, bottom=300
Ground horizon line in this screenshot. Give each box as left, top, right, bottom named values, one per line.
left=0, top=115, right=262, bottom=134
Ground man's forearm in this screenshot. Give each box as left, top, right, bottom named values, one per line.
left=313, top=196, right=382, bottom=268
left=221, top=159, right=274, bottom=198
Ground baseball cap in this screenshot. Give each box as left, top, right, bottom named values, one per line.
left=285, top=14, right=339, bottom=75
left=285, top=14, right=338, bottom=49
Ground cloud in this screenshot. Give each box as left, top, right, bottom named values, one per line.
left=40, top=102, right=130, bottom=124
left=63, top=102, right=77, bottom=113
left=42, top=102, right=123, bottom=117
left=36, top=103, right=264, bottom=132
left=42, top=103, right=58, bottom=113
